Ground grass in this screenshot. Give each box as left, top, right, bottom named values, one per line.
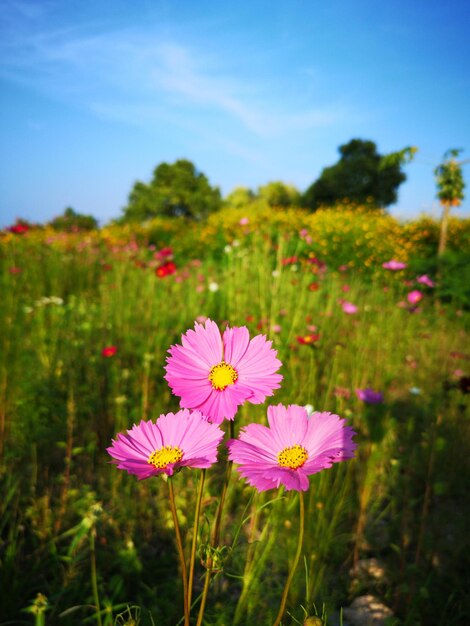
left=0, top=225, right=469, bottom=625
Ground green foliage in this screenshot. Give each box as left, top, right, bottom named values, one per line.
left=1, top=219, right=470, bottom=625
left=303, top=139, right=416, bottom=210
left=437, top=250, right=470, bottom=307
left=224, top=186, right=256, bottom=208
left=121, top=159, right=221, bottom=222
left=224, top=182, right=301, bottom=210
left=50, top=207, right=99, bottom=232
left=257, top=181, right=301, bottom=208
left=434, top=149, right=466, bottom=206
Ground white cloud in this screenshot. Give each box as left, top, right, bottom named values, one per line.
left=0, top=14, right=351, bottom=142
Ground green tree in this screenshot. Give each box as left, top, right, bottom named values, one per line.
left=50, top=207, right=98, bottom=231
left=303, top=139, right=416, bottom=210
left=224, top=187, right=256, bottom=208
left=121, top=159, right=221, bottom=222
left=435, top=149, right=466, bottom=255
left=257, top=181, right=301, bottom=208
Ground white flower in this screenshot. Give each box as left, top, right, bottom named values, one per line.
left=272, top=270, right=281, bottom=278
left=304, top=404, right=314, bottom=416
left=224, top=245, right=232, bottom=254
left=208, top=282, right=219, bottom=292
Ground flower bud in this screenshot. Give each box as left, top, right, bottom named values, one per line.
left=304, top=618, right=323, bottom=626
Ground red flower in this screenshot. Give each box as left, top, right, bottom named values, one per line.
left=297, top=333, right=320, bottom=345
left=334, top=386, right=351, bottom=400
left=8, top=223, right=29, bottom=234
left=155, top=261, right=177, bottom=278
left=306, top=255, right=327, bottom=269
left=450, top=351, right=468, bottom=360
left=154, top=246, right=174, bottom=262
left=282, top=256, right=298, bottom=266
left=256, top=318, right=268, bottom=330
left=308, top=281, right=320, bottom=291
left=102, top=346, right=117, bottom=358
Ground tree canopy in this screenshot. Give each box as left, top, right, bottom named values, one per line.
left=434, top=149, right=466, bottom=207
left=303, top=139, right=416, bottom=210
left=121, top=159, right=221, bottom=222
left=224, top=187, right=256, bottom=208
left=257, top=181, right=301, bottom=208
left=49, top=207, right=98, bottom=231
left=435, top=149, right=466, bottom=255
left=224, top=181, right=301, bottom=209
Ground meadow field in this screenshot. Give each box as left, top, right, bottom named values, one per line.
left=1, top=207, right=469, bottom=626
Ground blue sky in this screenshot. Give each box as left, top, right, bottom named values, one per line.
left=1, top=0, right=469, bottom=227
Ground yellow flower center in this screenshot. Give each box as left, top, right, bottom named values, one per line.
left=148, top=445, right=183, bottom=469
left=208, top=361, right=238, bottom=391
left=277, top=444, right=308, bottom=469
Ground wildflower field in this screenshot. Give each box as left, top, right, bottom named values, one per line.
left=1, top=208, right=470, bottom=626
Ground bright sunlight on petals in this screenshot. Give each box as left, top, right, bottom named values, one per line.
left=227, top=404, right=357, bottom=492
left=107, top=409, right=224, bottom=479
left=164, top=319, right=283, bottom=423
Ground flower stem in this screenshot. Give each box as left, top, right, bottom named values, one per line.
left=196, top=421, right=235, bottom=626
left=188, top=469, right=206, bottom=612
left=89, top=528, right=103, bottom=626
left=168, top=477, right=190, bottom=626
left=196, top=561, right=212, bottom=626
left=272, top=491, right=305, bottom=626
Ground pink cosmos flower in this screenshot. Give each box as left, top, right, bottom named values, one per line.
left=417, top=275, right=435, bottom=288
left=355, top=388, right=384, bottom=404
left=407, top=290, right=423, bottom=305
left=341, top=300, right=358, bottom=314
left=382, top=260, right=407, bottom=270
left=239, top=217, right=249, bottom=226
left=227, top=404, right=357, bottom=492
left=107, top=409, right=224, bottom=479
left=165, top=319, right=283, bottom=424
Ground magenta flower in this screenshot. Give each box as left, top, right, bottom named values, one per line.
left=227, top=404, right=357, bottom=492
left=341, top=300, right=358, bottom=314
left=355, top=388, right=384, bottom=404
left=382, top=260, right=407, bottom=270
left=417, top=275, right=435, bottom=288
left=165, top=319, right=283, bottom=424
left=407, top=290, right=423, bottom=305
left=107, top=409, right=224, bottom=479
